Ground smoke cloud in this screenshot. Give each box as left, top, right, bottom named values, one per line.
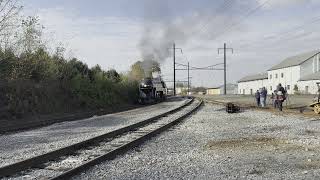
left=138, top=0, right=246, bottom=76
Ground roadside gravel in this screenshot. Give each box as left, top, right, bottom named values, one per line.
left=0, top=97, right=188, bottom=167
left=76, top=103, right=320, bottom=180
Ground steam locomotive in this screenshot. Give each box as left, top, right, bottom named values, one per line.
left=138, top=76, right=167, bottom=104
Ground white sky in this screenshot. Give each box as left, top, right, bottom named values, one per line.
left=21, top=0, right=320, bottom=87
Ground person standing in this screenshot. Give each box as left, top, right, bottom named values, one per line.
left=260, top=87, right=267, bottom=107
left=255, top=90, right=260, bottom=107
left=263, top=87, right=268, bottom=107
left=271, top=92, right=276, bottom=108
left=273, top=90, right=278, bottom=108
left=276, top=83, right=286, bottom=111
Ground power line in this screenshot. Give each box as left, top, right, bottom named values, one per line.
left=237, top=15, right=320, bottom=50
left=185, top=0, right=268, bottom=76
left=192, top=0, right=235, bottom=36
left=175, top=62, right=188, bottom=67
left=175, top=61, right=224, bottom=70
left=204, top=0, right=271, bottom=41
left=176, top=68, right=224, bottom=71
left=198, top=63, right=224, bottom=69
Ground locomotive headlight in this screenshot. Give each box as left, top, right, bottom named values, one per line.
left=140, top=83, right=147, bottom=87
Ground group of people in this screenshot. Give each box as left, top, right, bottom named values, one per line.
left=255, top=83, right=287, bottom=111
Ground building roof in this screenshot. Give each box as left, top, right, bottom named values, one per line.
left=269, top=50, right=320, bottom=71
left=299, top=72, right=320, bottom=81
left=238, top=73, right=268, bottom=83
left=207, top=87, right=220, bottom=89
left=207, top=84, right=238, bottom=90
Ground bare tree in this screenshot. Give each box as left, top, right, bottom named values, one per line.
left=0, top=0, right=22, bottom=51
left=18, top=16, right=44, bottom=53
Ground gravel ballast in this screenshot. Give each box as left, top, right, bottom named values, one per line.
left=76, top=103, right=320, bottom=180
left=0, top=98, right=188, bottom=168
left=2, top=99, right=199, bottom=180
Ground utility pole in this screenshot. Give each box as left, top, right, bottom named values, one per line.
left=224, top=43, right=226, bottom=95
left=173, top=43, right=176, bottom=96
left=169, top=43, right=182, bottom=96
left=218, top=43, right=233, bottom=95
left=187, top=62, right=190, bottom=95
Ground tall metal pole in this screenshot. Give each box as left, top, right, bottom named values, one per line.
left=219, top=43, right=233, bottom=95
left=188, top=62, right=190, bottom=95
left=173, top=43, right=176, bottom=96
left=224, top=43, right=226, bottom=95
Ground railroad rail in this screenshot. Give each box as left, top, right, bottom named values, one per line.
left=0, top=97, right=203, bottom=180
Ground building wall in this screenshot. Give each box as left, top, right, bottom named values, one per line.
left=238, top=79, right=268, bottom=95
left=267, top=66, right=300, bottom=94
left=297, top=54, right=320, bottom=94
left=297, top=80, right=320, bottom=94
left=300, top=56, right=315, bottom=78
left=220, top=85, right=238, bottom=95
left=206, top=88, right=220, bottom=95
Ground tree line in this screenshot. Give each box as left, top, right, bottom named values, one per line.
left=0, top=1, right=159, bottom=119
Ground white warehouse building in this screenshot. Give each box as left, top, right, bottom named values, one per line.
left=238, top=50, right=320, bottom=95
left=238, top=73, right=268, bottom=95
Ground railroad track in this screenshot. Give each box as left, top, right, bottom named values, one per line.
left=0, top=97, right=202, bottom=180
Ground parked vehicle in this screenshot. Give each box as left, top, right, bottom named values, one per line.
left=309, top=82, right=320, bottom=114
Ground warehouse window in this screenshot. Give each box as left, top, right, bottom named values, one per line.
left=243, top=89, right=245, bottom=94
left=275, top=74, right=278, bottom=78
left=270, top=74, right=272, bottom=79
left=287, top=85, right=290, bottom=90
left=250, top=89, right=253, bottom=95
left=281, top=73, right=284, bottom=78
left=270, top=86, right=272, bottom=91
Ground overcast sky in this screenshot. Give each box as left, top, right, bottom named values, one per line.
left=21, top=0, right=320, bottom=87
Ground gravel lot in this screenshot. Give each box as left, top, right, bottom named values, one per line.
left=197, top=94, right=316, bottom=108
left=76, top=102, right=320, bottom=180
left=0, top=97, right=188, bottom=168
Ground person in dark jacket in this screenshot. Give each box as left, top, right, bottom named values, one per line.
left=255, top=90, right=260, bottom=107
left=273, top=90, right=278, bottom=108
left=276, top=83, right=286, bottom=111
left=260, top=87, right=268, bottom=107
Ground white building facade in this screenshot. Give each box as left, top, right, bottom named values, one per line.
left=238, top=73, right=268, bottom=95
left=238, top=50, right=320, bottom=95
left=207, top=84, right=238, bottom=95
left=268, top=66, right=300, bottom=94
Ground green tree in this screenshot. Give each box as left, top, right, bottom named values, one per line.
left=106, top=69, right=120, bottom=83
left=176, top=83, right=184, bottom=87
left=129, top=61, right=145, bottom=81
left=129, top=60, right=161, bottom=80
left=192, top=86, right=206, bottom=93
